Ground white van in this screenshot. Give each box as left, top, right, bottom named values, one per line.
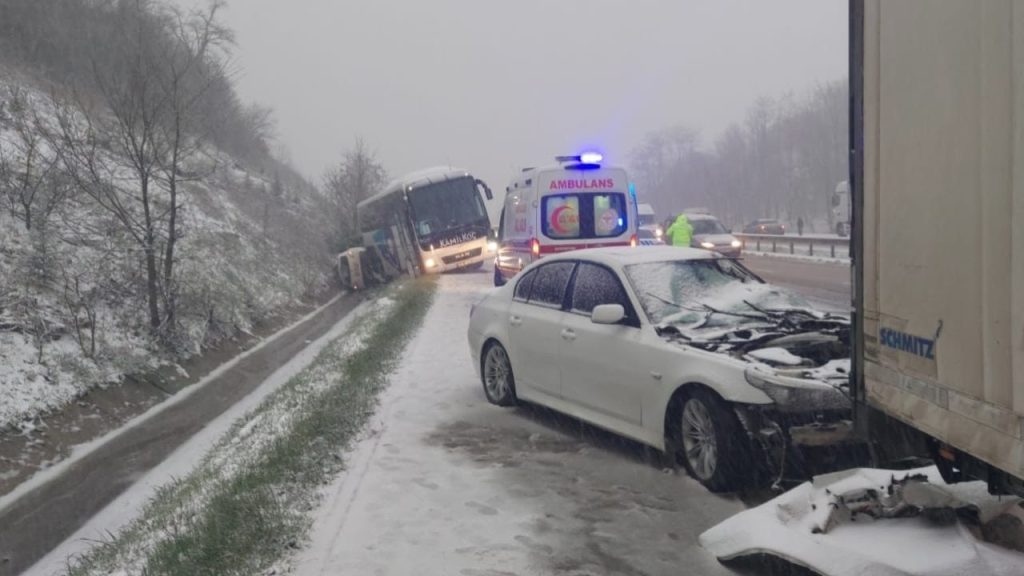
left=493, top=153, right=637, bottom=286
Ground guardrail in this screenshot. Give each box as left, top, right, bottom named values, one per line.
left=735, top=233, right=850, bottom=259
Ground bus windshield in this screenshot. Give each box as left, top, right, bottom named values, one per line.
left=407, top=177, right=488, bottom=240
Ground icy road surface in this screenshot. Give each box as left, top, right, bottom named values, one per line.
left=742, top=254, right=850, bottom=311
left=295, top=269, right=745, bottom=576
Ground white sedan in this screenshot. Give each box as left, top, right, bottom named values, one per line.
left=467, top=247, right=850, bottom=492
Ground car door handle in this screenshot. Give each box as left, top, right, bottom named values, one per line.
left=510, top=315, right=523, bottom=327
left=561, top=328, right=576, bottom=341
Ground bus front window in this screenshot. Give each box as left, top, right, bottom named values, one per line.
left=407, top=178, right=488, bottom=240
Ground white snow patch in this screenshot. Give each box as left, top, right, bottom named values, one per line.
left=744, top=250, right=850, bottom=265
left=700, top=466, right=1024, bottom=576
left=747, top=347, right=805, bottom=366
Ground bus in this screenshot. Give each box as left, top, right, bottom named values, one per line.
left=356, top=167, right=494, bottom=278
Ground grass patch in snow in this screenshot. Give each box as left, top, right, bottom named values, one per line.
left=66, top=277, right=437, bottom=576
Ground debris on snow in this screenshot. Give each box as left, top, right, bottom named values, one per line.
left=700, top=466, right=1024, bottom=576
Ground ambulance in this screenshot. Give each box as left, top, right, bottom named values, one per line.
left=493, top=153, right=638, bottom=286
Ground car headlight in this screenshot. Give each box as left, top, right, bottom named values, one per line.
left=487, top=241, right=498, bottom=253
left=744, top=368, right=850, bottom=412
left=424, top=258, right=437, bottom=269
left=731, top=240, right=742, bottom=248
left=700, top=241, right=715, bottom=249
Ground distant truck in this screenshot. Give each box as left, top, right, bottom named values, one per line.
left=831, top=181, right=850, bottom=237
left=851, top=0, right=1024, bottom=496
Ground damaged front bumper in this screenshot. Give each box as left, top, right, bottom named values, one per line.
left=735, top=369, right=860, bottom=487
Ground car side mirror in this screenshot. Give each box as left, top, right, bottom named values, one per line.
left=476, top=179, right=494, bottom=201
left=591, top=304, right=626, bottom=325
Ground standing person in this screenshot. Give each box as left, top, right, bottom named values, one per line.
left=797, top=216, right=804, bottom=236
left=666, top=213, right=693, bottom=247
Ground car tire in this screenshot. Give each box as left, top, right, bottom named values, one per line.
left=493, top=265, right=506, bottom=287
left=675, top=388, right=748, bottom=493
left=481, top=342, right=516, bottom=406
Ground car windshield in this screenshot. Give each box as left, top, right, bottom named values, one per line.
left=407, top=177, right=487, bottom=238
left=624, top=259, right=808, bottom=326
left=690, top=219, right=728, bottom=235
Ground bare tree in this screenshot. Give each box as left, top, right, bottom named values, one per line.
left=155, top=0, right=233, bottom=329
left=52, top=0, right=232, bottom=335
left=1, top=86, right=67, bottom=232
left=323, top=138, right=388, bottom=246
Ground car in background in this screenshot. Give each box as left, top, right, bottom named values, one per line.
left=742, top=219, right=786, bottom=235
left=467, top=247, right=851, bottom=492
left=636, top=227, right=664, bottom=246
left=687, top=213, right=742, bottom=257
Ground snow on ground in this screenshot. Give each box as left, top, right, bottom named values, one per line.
left=294, top=268, right=744, bottom=576
left=743, top=249, right=850, bottom=265
left=22, top=294, right=368, bottom=576
left=700, top=466, right=1024, bottom=576
left=0, top=72, right=330, bottom=431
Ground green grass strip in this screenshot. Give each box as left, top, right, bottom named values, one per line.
left=68, top=277, right=437, bottom=576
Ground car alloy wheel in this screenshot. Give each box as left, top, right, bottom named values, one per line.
left=681, top=397, right=719, bottom=482
left=482, top=343, right=516, bottom=406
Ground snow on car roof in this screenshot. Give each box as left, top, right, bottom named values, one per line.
left=684, top=213, right=720, bottom=221
left=540, top=246, right=716, bottom=268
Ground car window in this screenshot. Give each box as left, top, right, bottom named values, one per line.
left=527, top=261, right=575, bottom=308
left=571, top=263, right=630, bottom=315
left=513, top=268, right=537, bottom=301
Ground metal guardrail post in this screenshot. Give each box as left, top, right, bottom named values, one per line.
left=809, top=242, right=814, bottom=256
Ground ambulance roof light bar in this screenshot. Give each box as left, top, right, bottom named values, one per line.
left=555, top=151, right=603, bottom=169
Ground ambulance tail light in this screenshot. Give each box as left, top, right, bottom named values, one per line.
left=630, top=234, right=638, bottom=248
left=530, top=237, right=541, bottom=256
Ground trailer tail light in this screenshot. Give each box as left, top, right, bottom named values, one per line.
left=630, top=234, right=638, bottom=248
left=530, top=237, right=540, bottom=256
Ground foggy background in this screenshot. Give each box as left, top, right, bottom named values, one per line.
left=176, top=0, right=847, bottom=217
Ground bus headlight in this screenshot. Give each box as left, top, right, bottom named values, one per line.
left=425, top=258, right=437, bottom=269
left=487, top=241, right=498, bottom=253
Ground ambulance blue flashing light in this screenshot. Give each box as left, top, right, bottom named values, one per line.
left=579, top=152, right=603, bottom=165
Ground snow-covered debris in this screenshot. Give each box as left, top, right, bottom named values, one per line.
left=700, top=466, right=1024, bottom=576
left=748, top=347, right=805, bottom=366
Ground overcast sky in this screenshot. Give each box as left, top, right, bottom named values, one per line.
left=183, top=0, right=847, bottom=195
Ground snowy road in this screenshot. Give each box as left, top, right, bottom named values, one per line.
left=741, top=254, right=850, bottom=311
left=295, top=269, right=745, bottom=576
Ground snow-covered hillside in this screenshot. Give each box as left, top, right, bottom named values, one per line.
left=0, top=71, right=336, bottom=431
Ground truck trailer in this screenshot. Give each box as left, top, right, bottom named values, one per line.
left=851, top=0, right=1024, bottom=496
